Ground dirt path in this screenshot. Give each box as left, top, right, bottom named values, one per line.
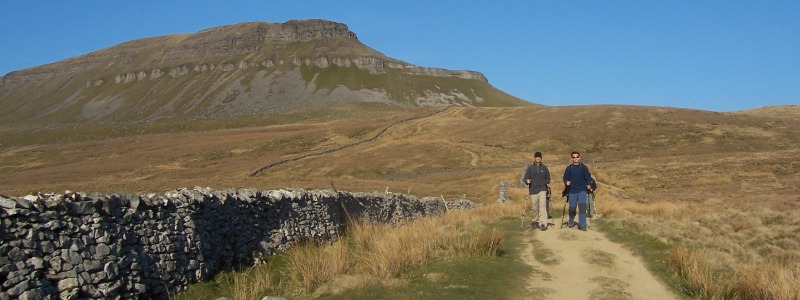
left=519, top=216, right=678, bottom=299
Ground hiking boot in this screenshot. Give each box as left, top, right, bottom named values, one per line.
left=568, top=221, right=576, bottom=228
left=579, top=226, right=587, bottom=231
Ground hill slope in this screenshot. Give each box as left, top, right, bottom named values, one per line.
left=2, top=105, right=798, bottom=298
left=0, top=19, right=531, bottom=126
left=2, top=105, right=797, bottom=202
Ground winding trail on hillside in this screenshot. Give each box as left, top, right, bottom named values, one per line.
left=519, top=216, right=678, bottom=299
left=248, top=106, right=453, bottom=177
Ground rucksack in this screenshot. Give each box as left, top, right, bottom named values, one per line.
left=568, top=163, right=596, bottom=192
left=567, top=163, right=591, bottom=182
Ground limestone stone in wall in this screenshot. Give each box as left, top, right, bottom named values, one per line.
left=0, top=188, right=466, bottom=299
left=168, top=66, right=189, bottom=78
left=150, top=68, right=163, bottom=80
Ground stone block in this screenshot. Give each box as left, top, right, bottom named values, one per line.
left=7, top=280, right=30, bottom=297
left=94, top=243, right=111, bottom=258
left=18, top=288, right=45, bottom=300
left=0, top=197, right=17, bottom=209
left=83, top=260, right=103, bottom=273
left=57, top=277, right=79, bottom=292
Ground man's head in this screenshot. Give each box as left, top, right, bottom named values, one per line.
left=571, top=151, right=581, bottom=164
left=534, top=151, right=542, bottom=163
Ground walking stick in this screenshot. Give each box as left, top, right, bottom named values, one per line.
left=520, top=196, right=528, bottom=230
left=559, top=185, right=569, bottom=228
left=546, top=186, right=555, bottom=228
left=559, top=199, right=567, bottom=228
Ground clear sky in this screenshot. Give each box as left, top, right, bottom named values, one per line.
left=1, top=1, right=798, bottom=112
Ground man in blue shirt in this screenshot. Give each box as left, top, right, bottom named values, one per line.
left=562, top=151, right=593, bottom=231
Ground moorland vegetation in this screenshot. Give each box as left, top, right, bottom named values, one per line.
left=2, top=104, right=799, bottom=299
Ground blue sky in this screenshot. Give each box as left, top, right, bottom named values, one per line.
left=1, top=1, right=797, bottom=112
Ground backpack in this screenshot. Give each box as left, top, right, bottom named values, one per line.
left=567, top=163, right=590, bottom=182
left=568, top=163, right=596, bottom=192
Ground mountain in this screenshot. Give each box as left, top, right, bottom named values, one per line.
left=0, top=19, right=531, bottom=126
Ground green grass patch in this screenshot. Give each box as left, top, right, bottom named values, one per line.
left=174, top=256, right=289, bottom=300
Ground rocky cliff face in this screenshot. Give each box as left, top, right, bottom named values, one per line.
left=0, top=19, right=528, bottom=126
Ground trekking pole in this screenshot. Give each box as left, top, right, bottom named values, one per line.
left=559, top=186, right=568, bottom=228
left=520, top=197, right=528, bottom=230
left=546, top=186, right=555, bottom=228
left=560, top=199, right=567, bottom=228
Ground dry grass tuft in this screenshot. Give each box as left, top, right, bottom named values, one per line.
left=286, top=240, right=349, bottom=292
left=599, top=196, right=686, bottom=221
left=669, top=247, right=800, bottom=300
left=230, top=265, right=280, bottom=300
left=352, top=218, right=439, bottom=278
left=278, top=203, right=516, bottom=295
left=730, top=263, right=800, bottom=300
left=668, top=247, right=723, bottom=298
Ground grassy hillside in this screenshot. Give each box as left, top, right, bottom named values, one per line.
left=2, top=104, right=799, bottom=298
left=2, top=105, right=797, bottom=198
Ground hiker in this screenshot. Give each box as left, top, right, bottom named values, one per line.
left=563, top=151, right=593, bottom=231
left=524, top=151, right=551, bottom=231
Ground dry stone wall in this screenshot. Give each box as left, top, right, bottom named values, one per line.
left=0, top=187, right=463, bottom=299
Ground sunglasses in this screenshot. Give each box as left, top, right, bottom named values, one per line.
left=571, top=156, right=580, bottom=158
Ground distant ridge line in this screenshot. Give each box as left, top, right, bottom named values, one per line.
left=248, top=106, right=453, bottom=177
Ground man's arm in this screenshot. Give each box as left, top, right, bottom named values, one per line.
left=584, top=164, right=593, bottom=190
left=523, top=166, right=532, bottom=185
left=545, top=166, right=551, bottom=187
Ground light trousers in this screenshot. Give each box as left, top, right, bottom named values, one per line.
left=529, top=191, right=548, bottom=225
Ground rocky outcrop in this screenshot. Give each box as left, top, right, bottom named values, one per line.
left=0, top=187, right=473, bottom=299
left=157, top=20, right=357, bottom=64
left=101, top=56, right=486, bottom=88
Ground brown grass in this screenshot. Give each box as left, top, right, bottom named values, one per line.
left=263, top=203, right=515, bottom=296
left=669, top=247, right=724, bottom=298
left=731, top=263, right=800, bottom=300
left=606, top=187, right=800, bottom=299
left=286, top=240, right=349, bottom=292
left=230, top=264, right=281, bottom=300
left=669, top=247, right=800, bottom=300
left=3, top=105, right=800, bottom=298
